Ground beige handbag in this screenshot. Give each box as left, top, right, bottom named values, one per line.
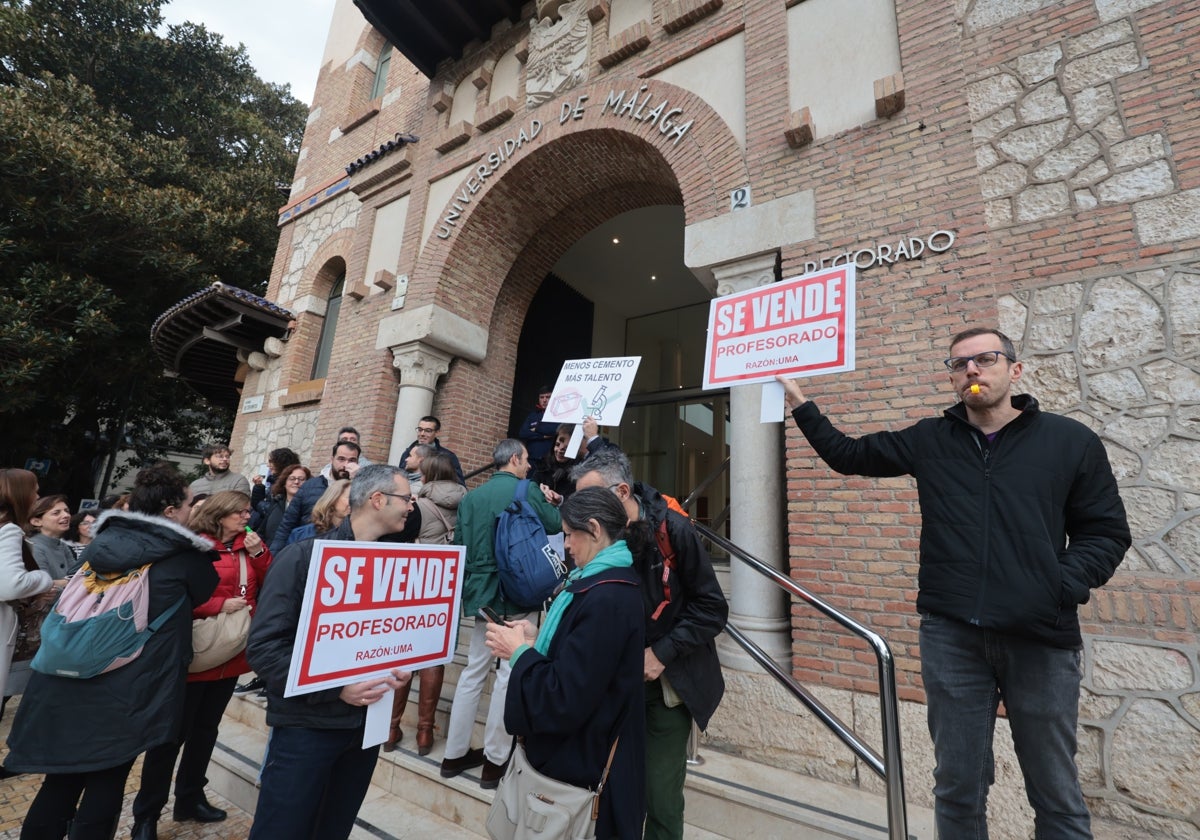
left=485, top=738, right=618, bottom=840
left=189, top=551, right=252, bottom=673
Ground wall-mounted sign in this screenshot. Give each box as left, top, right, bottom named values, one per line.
left=802, top=229, right=956, bottom=274
left=242, top=395, right=264, bottom=414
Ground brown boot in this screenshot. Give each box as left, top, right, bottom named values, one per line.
left=416, top=665, right=444, bottom=756
left=383, top=671, right=413, bottom=752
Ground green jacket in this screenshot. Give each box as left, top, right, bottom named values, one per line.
left=456, top=471, right=561, bottom=615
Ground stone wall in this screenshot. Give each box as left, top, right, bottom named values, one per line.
left=999, top=263, right=1200, bottom=836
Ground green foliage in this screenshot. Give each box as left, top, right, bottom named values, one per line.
left=0, top=0, right=307, bottom=500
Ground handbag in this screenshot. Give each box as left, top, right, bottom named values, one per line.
left=485, top=737, right=619, bottom=840
left=9, top=538, right=56, bottom=662
left=189, top=551, right=252, bottom=673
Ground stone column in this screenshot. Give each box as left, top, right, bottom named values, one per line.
left=387, top=341, right=453, bottom=465
left=711, top=253, right=791, bottom=670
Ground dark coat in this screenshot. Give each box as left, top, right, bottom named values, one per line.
left=518, top=408, right=557, bottom=461
left=529, top=451, right=577, bottom=499
left=506, top=567, right=645, bottom=840
left=630, top=483, right=728, bottom=730
left=6, top=511, right=218, bottom=773
left=249, top=492, right=287, bottom=544
left=269, top=474, right=329, bottom=554
left=398, top=438, right=465, bottom=485
left=247, top=517, right=366, bottom=730
left=791, top=394, right=1131, bottom=648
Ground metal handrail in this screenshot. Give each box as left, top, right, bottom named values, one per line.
left=680, top=456, right=730, bottom=513
left=693, top=520, right=909, bottom=840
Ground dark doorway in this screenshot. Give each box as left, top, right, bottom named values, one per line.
left=509, top=274, right=594, bottom=439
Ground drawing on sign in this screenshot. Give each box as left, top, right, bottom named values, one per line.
left=543, top=357, right=641, bottom=426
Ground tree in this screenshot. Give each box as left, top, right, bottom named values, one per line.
left=0, top=0, right=307, bottom=501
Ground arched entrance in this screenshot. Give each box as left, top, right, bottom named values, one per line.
left=379, top=80, right=789, bottom=668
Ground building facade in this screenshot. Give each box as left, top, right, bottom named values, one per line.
left=227, top=0, right=1200, bottom=835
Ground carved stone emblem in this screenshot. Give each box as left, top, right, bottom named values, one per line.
left=526, top=0, right=590, bottom=109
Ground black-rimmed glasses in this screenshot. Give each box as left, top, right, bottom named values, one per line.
left=377, top=491, right=414, bottom=504
left=943, top=351, right=1014, bottom=372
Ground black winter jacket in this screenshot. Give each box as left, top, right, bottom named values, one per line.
left=248, top=517, right=366, bottom=730
left=6, top=511, right=218, bottom=773
left=630, top=483, right=727, bottom=729
left=791, top=394, right=1130, bottom=648
left=506, top=568, right=646, bottom=839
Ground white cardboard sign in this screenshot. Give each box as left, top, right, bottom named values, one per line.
left=542, top=356, right=642, bottom=426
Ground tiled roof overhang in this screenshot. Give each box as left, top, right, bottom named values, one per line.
left=151, top=283, right=293, bottom=409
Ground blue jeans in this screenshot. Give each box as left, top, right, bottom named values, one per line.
left=919, top=613, right=1091, bottom=840
left=248, top=725, right=379, bottom=840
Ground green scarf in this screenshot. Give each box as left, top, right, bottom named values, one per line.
left=534, top=539, right=633, bottom=656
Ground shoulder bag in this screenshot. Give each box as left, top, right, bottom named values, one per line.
left=485, top=737, right=618, bottom=840
left=189, top=550, right=252, bottom=673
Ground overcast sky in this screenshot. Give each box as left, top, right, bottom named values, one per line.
left=161, top=0, right=338, bottom=106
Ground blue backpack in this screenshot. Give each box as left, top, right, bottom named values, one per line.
left=493, top=480, right=566, bottom=608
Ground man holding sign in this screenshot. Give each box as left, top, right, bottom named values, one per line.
left=245, top=464, right=415, bottom=840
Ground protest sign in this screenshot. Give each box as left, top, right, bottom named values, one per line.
left=285, top=540, right=464, bottom=698
left=542, top=356, right=641, bottom=425
left=702, top=265, right=855, bottom=389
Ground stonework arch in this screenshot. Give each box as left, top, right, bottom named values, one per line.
left=412, top=77, right=748, bottom=323
left=402, top=78, right=746, bottom=469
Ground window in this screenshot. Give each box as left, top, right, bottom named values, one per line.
left=370, top=46, right=391, bottom=100
left=311, top=272, right=344, bottom=379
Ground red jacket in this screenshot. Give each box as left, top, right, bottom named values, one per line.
left=188, top=530, right=272, bottom=681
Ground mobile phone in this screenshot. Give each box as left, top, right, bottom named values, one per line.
left=478, top=606, right=504, bottom=624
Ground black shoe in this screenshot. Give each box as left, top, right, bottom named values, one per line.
left=480, top=757, right=508, bottom=789
left=440, top=747, right=485, bottom=778
left=173, top=798, right=227, bottom=823
left=234, top=676, right=265, bottom=694
left=131, top=819, right=158, bottom=840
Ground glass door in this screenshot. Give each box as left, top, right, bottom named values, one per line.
left=609, top=390, right=729, bottom=536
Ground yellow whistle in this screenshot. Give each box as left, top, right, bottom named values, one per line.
left=970, top=384, right=981, bottom=394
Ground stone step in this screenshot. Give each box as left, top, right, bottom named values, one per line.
left=209, top=714, right=485, bottom=839
left=212, top=690, right=935, bottom=840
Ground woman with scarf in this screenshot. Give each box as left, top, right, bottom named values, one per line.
left=484, top=487, right=646, bottom=839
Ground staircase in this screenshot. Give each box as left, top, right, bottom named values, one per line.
left=208, top=617, right=935, bottom=839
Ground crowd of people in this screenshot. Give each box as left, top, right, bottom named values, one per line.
left=0, top=326, right=1131, bottom=840
left=0, top=404, right=727, bottom=840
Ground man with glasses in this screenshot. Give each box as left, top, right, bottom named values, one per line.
left=777, top=327, right=1130, bottom=839
left=246, top=465, right=414, bottom=840
left=398, top=416, right=465, bottom=485
left=189, top=443, right=251, bottom=497
left=570, top=448, right=727, bottom=840
left=270, top=441, right=361, bottom=554
left=440, top=439, right=560, bottom=788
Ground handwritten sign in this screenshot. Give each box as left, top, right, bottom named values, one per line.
left=542, top=356, right=642, bottom=426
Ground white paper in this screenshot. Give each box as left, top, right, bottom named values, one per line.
left=564, top=424, right=585, bottom=459
left=363, top=688, right=392, bottom=748
left=761, top=380, right=786, bottom=423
